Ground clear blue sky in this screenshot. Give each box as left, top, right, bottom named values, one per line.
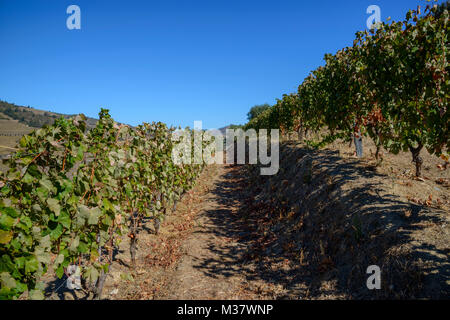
left=0, top=0, right=430, bottom=129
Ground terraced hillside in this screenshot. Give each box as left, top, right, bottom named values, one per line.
left=0, top=101, right=98, bottom=161
left=0, top=115, right=34, bottom=157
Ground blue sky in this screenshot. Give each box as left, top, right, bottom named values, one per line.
left=0, top=0, right=431, bottom=129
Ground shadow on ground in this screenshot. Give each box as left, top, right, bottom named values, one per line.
left=191, top=143, right=449, bottom=299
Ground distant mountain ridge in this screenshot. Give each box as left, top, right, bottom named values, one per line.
left=0, top=100, right=98, bottom=129
left=218, top=124, right=243, bottom=136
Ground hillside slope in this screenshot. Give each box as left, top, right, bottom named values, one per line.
left=243, top=137, right=449, bottom=298
left=0, top=117, right=34, bottom=157
left=0, top=100, right=98, bottom=129
left=0, top=101, right=99, bottom=159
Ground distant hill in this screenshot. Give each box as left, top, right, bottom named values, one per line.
left=218, top=124, right=243, bottom=135
left=218, top=126, right=228, bottom=136
left=0, top=100, right=98, bottom=129
left=0, top=100, right=99, bottom=158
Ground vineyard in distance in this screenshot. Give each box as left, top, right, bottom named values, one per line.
left=0, top=4, right=449, bottom=300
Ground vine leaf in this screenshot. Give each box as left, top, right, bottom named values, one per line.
left=0, top=230, right=13, bottom=244
left=0, top=272, right=16, bottom=289
left=47, top=198, right=61, bottom=216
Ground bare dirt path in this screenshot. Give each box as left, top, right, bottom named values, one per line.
left=155, top=164, right=257, bottom=299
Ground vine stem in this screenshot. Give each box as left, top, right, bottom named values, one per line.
left=80, top=190, right=89, bottom=202
left=62, top=148, right=68, bottom=172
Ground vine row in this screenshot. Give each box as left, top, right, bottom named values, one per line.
left=246, top=5, right=448, bottom=176
left=0, top=109, right=204, bottom=299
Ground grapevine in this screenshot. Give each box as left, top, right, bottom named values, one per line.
left=246, top=5, right=449, bottom=176
left=0, top=109, right=204, bottom=299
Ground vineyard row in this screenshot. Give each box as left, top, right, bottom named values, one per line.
left=245, top=5, right=449, bottom=176
left=0, top=109, right=204, bottom=299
